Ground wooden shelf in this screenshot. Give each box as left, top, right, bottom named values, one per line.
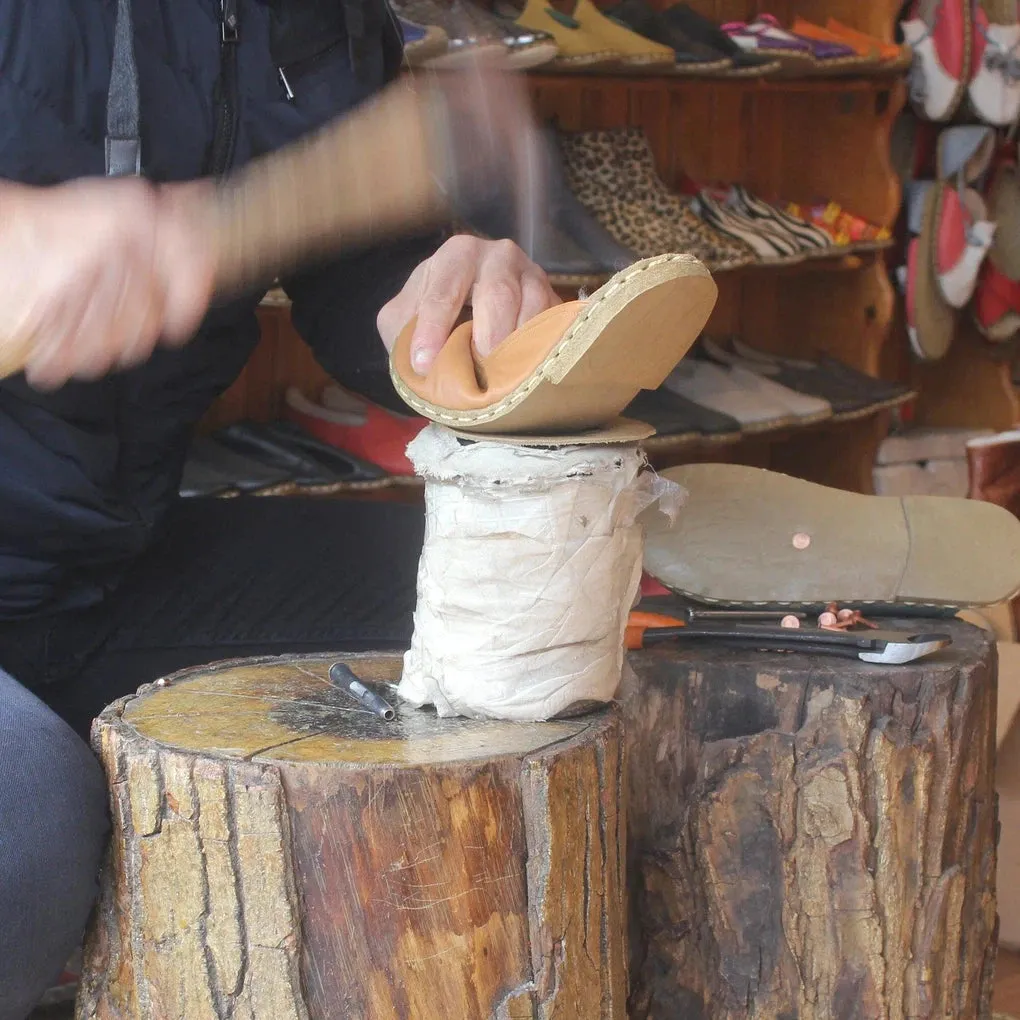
left=525, top=71, right=905, bottom=94
left=204, top=0, right=910, bottom=495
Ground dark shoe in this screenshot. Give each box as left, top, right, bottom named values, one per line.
left=455, top=0, right=560, bottom=68
left=601, top=0, right=732, bottom=73
left=215, top=421, right=387, bottom=486
left=540, top=126, right=639, bottom=273
left=730, top=339, right=915, bottom=413
left=625, top=387, right=741, bottom=439
left=184, top=437, right=294, bottom=494
left=467, top=200, right=611, bottom=285
left=179, top=459, right=238, bottom=499
left=659, top=3, right=782, bottom=76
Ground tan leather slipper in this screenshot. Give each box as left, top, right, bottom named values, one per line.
left=643, top=463, right=1020, bottom=612
left=390, top=253, right=717, bottom=435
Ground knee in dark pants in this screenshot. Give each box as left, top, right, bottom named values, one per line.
left=0, top=672, right=109, bottom=1020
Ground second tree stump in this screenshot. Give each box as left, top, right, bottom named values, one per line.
left=77, top=653, right=628, bottom=1020
left=622, top=618, right=998, bottom=1020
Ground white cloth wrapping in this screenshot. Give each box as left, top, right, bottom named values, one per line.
left=398, top=426, right=682, bottom=721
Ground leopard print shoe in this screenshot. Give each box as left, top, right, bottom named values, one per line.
left=558, top=128, right=757, bottom=271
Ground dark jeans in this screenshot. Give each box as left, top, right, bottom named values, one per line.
left=0, top=496, right=424, bottom=1019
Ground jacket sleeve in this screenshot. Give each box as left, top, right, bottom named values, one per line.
left=279, top=228, right=444, bottom=411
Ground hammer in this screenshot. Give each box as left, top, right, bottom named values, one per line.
left=0, top=67, right=539, bottom=379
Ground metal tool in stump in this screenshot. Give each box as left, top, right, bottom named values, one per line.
left=77, top=652, right=628, bottom=1020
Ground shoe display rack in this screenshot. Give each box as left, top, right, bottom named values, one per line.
left=201, top=0, right=916, bottom=495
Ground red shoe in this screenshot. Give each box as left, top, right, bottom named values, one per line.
left=973, top=260, right=1020, bottom=340
left=934, top=185, right=995, bottom=308
left=969, top=0, right=1020, bottom=127
left=973, top=153, right=1020, bottom=342
left=901, top=0, right=971, bottom=122
left=283, top=386, right=426, bottom=477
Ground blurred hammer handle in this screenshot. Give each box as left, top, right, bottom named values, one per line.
left=210, top=79, right=451, bottom=295
left=0, top=80, right=452, bottom=379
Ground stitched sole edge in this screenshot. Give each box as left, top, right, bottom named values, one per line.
left=390, top=252, right=710, bottom=427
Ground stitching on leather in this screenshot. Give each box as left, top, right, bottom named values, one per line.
left=392, top=253, right=705, bottom=425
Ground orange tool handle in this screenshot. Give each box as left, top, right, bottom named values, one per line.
left=625, top=611, right=685, bottom=650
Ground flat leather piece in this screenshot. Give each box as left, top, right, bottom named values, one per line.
left=642, top=463, right=1020, bottom=610
left=391, top=252, right=717, bottom=435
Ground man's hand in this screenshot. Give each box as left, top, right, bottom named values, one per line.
left=0, top=178, right=215, bottom=390
left=376, top=235, right=561, bottom=375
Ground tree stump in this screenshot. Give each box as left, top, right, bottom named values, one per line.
left=77, top=653, right=628, bottom=1020
left=621, top=618, right=998, bottom=1020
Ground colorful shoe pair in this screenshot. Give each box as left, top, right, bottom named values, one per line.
left=784, top=201, right=892, bottom=250
left=903, top=0, right=1020, bottom=125
left=721, top=14, right=862, bottom=74
left=512, top=0, right=674, bottom=69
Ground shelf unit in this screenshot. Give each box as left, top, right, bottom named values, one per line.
left=202, top=0, right=923, bottom=494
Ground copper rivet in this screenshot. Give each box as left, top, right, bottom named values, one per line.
left=781, top=615, right=801, bottom=629
left=792, top=532, right=811, bottom=550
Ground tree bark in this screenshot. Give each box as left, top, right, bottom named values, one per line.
left=77, top=653, right=628, bottom=1020
left=621, top=618, right=998, bottom=1020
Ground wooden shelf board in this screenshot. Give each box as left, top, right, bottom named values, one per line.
left=525, top=71, right=903, bottom=94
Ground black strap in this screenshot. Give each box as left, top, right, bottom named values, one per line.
left=105, top=0, right=142, bottom=177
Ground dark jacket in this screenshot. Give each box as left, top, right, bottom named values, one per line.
left=0, top=0, right=437, bottom=618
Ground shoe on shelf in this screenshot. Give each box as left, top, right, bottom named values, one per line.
left=391, top=0, right=508, bottom=67
left=784, top=200, right=892, bottom=252
left=453, top=0, right=561, bottom=69
left=183, top=437, right=296, bottom=495
left=696, top=338, right=833, bottom=425
left=567, top=0, right=676, bottom=69
left=600, top=0, right=733, bottom=75
left=509, top=0, right=618, bottom=68
left=588, top=128, right=756, bottom=269
left=460, top=210, right=613, bottom=289
left=721, top=15, right=818, bottom=73
left=659, top=3, right=781, bottom=76
left=283, top=385, right=426, bottom=477
left=902, top=0, right=971, bottom=122
left=624, top=387, right=742, bottom=442
left=974, top=155, right=1020, bottom=341
left=213, top=421, right=388, bottom=487
left=788, top=17, right=883, bottom=73
left=726, top=185, right=835, bottom=257
left=643, top=463, right=1020, bottom=612
left=968, top=0, right=1020, bottom=126
left=556, top=129, right=755, bottom=270
left=728, top=338, right=915, bottom=418
left=825, top=17, right=914, bottom=73
left=664, top=358, right=799, bottom=433
left=691, top=188, right=804, bottom=264
left=538, top=125, right=639, bottom=273
left=399, top=16, right=450, bottom=66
